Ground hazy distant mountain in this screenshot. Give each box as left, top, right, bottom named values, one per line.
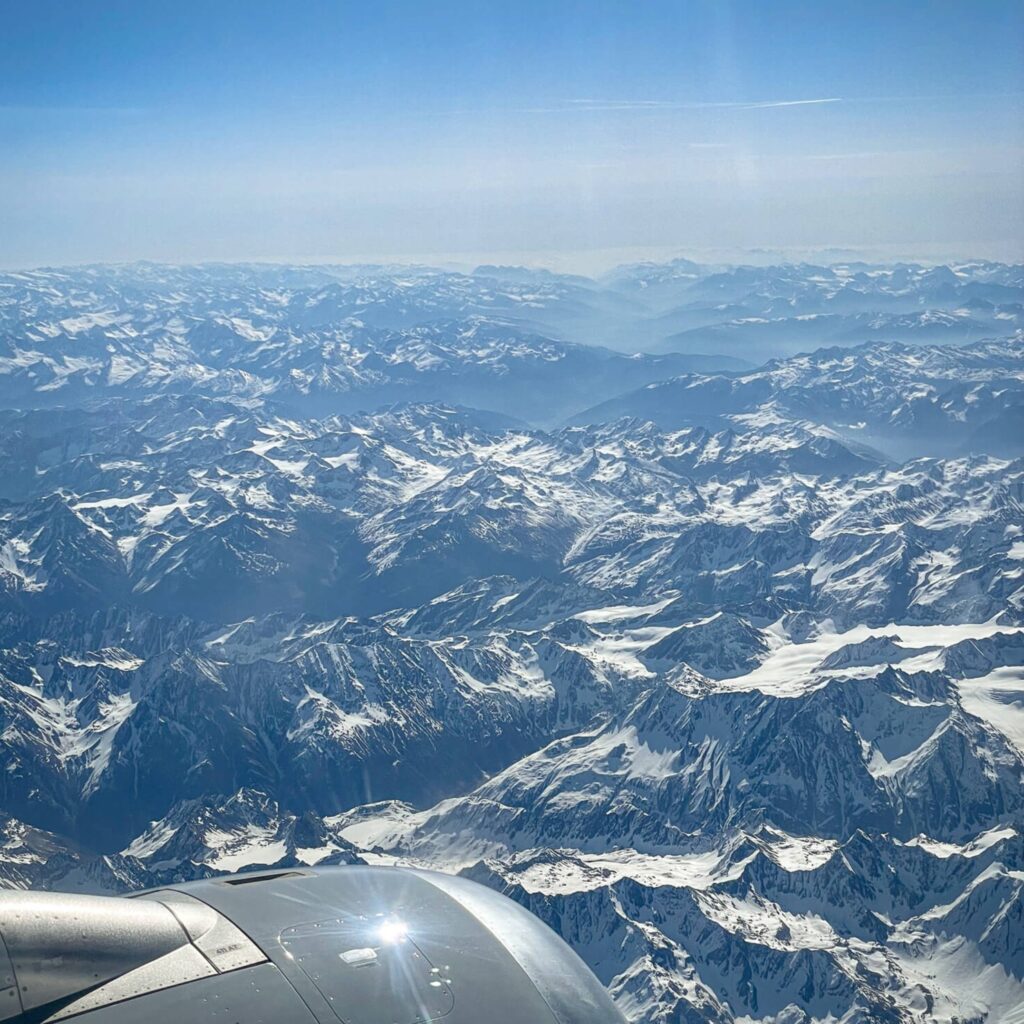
left=0, top=264, right=751, bottom=424
left=570, top=336, right=1024, bottom=459
left=2, top=259, right=1020, bottom=376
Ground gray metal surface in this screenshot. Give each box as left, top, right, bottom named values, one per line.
left=0, top=932, right=21, bottom=1021
left=0, top=865, right=626, bottom=1024
left=415, top=869, right=625, bottom=1024
left=0, top=887, right=267, bottom=1022
left=281, top=914, right=455, bottom=1024
left=137, top=891, right=266, bottom=974
left=0, top=892, right=191, bottom=1016
left=60, top=962, right=315, bottom=1024
left=48, top=944, right=215, bottom=1021
left=166, top=867, right=565, bottom=1024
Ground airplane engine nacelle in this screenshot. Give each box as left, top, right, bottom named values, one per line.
left=0, top=866, right=626, bottom=1024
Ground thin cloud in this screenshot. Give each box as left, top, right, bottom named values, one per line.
left=566, top=99, right=678, bottom=109
left=739, top=98, right=842, bottom=109
left=523, top=97, right=843, bottom=113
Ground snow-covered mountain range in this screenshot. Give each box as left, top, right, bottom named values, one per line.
left=1, top=261, right=1022, bottom=1023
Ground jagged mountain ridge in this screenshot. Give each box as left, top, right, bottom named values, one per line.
left=0, top=262, right=1023, bottom=1024
left=0, top=264, right=746, bottom=423
left=571, top=336, right=1024, bottom=460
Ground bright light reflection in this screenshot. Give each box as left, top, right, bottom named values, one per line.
left=376, top=918, right=409, bottom=945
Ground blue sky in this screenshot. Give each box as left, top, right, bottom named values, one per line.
left=2, top=1, right=1022, bottom=269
